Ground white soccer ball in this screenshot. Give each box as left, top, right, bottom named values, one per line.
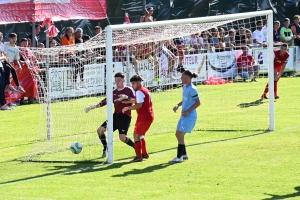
left=70, top=142, right=83, bottom=154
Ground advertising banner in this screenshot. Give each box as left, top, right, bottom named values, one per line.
left=49, top=64, right=105, bottom=99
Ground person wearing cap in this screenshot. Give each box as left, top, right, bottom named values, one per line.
left=169, top=70, right=201, bottom=163
left=140, top=6, right=154, bottom=22
left=122, top=75, right=154, bottom=162
left=74, top=28, right=83, bottom=44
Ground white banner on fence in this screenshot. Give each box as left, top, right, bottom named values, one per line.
left=49, top=64, right=105, bottom=99
left=294, top=46, right=300, bottom=73
left=252, top=47, right=294, bottom=73
left=113, top=56, right=207, bottom=88
left=207, top=51, right=238, bottom=78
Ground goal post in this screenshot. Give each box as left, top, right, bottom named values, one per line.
left=267, top=14, right=275, bottom=131
left=22, top=10, right=275, bottom=163
left=105, top=10, right=274, bottom=163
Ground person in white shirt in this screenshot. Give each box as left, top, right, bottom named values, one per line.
left=262, top=19, right=268, bottom=42
left=252, top=20, right=268, bottom=47
left=1, top=32, right=25, bottom=93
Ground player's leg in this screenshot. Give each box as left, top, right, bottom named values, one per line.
left=170, top=117, right=196, bottom=163
left=97, top=122, right=108, bottom=158
left=140, top=121, right=153, bottom=159
left=117, top=114, right=134, bottom=148
left=261, top=69, right=278, bottom=99
left=132, top=132, right=143, bottom=162
left=131, top=121, right=153, bottom=162
left=274, top=69, right=280, bottom=99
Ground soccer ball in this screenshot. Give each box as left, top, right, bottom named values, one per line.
left=70, top=142, right=83, bottom=154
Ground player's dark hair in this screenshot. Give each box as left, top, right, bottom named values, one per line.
left=284, top=18, right=290, bottom=22
left=114, top=72, right=125, bottom=79
left=183, top=70, right=198, bottom=79
left=281, top=43, right=288, bottom=48
left=20, top=38, right=28, bottom=43
left=242, top=45, right=249, bottom=50
left=9, top=33, right=17, bottom=38
left=130, top=75, right=143, bottom=82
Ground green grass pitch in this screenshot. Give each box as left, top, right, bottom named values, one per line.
left=0, top=77, right=299, bottom=200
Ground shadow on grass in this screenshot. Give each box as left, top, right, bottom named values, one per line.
left=111, top=163, right=172, bottom=177
left=238, top=99, right=264, bottom=108
left=262, top=186, right=300, bottom=200
left=0, top=130, right=270, bottom=186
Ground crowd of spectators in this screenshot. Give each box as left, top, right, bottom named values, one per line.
left=1, top=8, right=300, bottom=110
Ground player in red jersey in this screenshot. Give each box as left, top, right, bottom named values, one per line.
left=261, top=43, right=290, bottom=99
left=122, top=75, right=154, bottom=162
left=85, top=72, right=135, bottom=158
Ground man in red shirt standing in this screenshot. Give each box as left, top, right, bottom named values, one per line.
left=122, top=75, right=154, bottom=162
left=261, top=43, right=290, bottom=99
left=237, top=46, right=259, bottom=82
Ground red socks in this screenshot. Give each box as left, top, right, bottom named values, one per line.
left=274, top=81, right=278, bottom=96
left=263, top=82, right=278, bottom=96
left=134, top=141, right=142, bottom=158
left=263, top=83, right=269, bottom=95
left=141, top=137, right=148, bottom=155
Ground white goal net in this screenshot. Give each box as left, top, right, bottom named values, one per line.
left=23, top=10, right=274, bottom=162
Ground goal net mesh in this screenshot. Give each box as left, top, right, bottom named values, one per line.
left=22, top=14, right=271, bottom=162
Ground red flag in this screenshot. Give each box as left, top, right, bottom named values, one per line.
left=0, top=0, right=107, bottom=24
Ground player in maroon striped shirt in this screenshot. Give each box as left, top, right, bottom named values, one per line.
left=85, top=72, right=135, bottom=158
left=122, top=75, right=154, bottom=162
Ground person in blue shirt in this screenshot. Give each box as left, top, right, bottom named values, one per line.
left=169, top=70, right=201, bottom=163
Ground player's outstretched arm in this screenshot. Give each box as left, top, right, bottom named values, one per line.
left=85, top=104, right=97, bottom=113
left=85, top=98, right=107, bottom=113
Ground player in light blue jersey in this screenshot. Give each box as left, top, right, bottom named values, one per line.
left=170, top=70, right=201, bottom=163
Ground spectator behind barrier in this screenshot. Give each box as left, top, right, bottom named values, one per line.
left=290, top=15, right=300, bottom=47
left=280, top=18, right=294, bottom=46
left=252, top=20, right=268, bottom=48
left=273, top=21, right=282, bottom=46
left=236, top=46, right=259, bottom=82
left=225, top=30, right=236, bottom=51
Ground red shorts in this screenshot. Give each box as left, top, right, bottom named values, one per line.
left=134, top=121, right=153, bottom=135
left=275, top=67, right=281, bottom=73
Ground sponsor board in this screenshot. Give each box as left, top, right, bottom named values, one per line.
left=207, top=51, right=238, bottom=78
left=49, top=64, right=105, bottom=99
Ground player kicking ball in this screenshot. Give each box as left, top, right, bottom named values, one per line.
left=170, top=70, right=201, bottom=163
left=85, top=72, right=135, bottom=158
left=122, top=75, right=154, bottom=162
left=261, top=43, right=290, bottom=100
